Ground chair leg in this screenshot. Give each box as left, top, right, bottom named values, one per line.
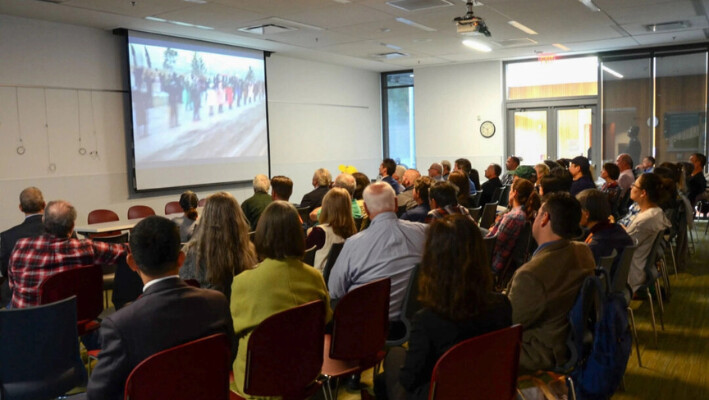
left=669, top=243, right=678, bottom=277
left=659, top=258, right=670, bottom=299
left=321, top=376, right=333, bottom=400
left=655, top=280, right=665, bottom=331
left=567, top=376, right=577, bottom=400
left=645, top=288, right=658, bottom=347
left=627, top=307, right=642, bottom=367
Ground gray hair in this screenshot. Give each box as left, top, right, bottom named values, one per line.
left=334, top=173, right=356, bottom=196
left=394, top=165, right=406, bottom=180
left=441, top=160, right=451, bottom=173
left=19, top=186, right=45, bottom=213
left=363, top=182, right=396, bottom=216
left=44, top=200, right=76, bottom=237
left=253, top=174, right=270, bottom=193
left=313, top=168, right=332, bottom=187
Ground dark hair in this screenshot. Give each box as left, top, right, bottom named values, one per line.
left=512, top=179, right=541, bottom=221
left=692, top=153, right=707, bottom=167
left=179, top=190, right=199, bottom=220
left=602, top=162, right=620, bottom=180
left=429, top=181, right=458, bottom=207
left=418, top=215, right=492, bottom=321
left=44, top=200, right=76, bottom=237
left=543, top=159, right=560, bottom=170
left=414, top=176, right=434, bottom=204
left=454, top=158, right=472, bottom=174
left=645, top=156, right=656, bottom=165
left=509, top=156, right=521, bottom=167
left=382, top=158, right=396, bottom=176
left=255, top=201, right=305, bottom=260
left=576, top=189, right=611, bottom=223
left=637, top=173, right=673, bottom=208
left=541, top=192, right=583, bottom=239
left=491, top=163, right=502, bottom=177
left=556, top=158, right=570, bottom=169
left=20, top=187, right=45, bottom=214
left=541, top=168, right=572, bottom=194
left=448, top=171, right=470, bottom=206
left=658, top=162, right=681, bottom=182
left=130, top=216, right=181, bottom=276
left=352, top=172, right=370, bottom=200
left=270, top=175, right=293, bottom=200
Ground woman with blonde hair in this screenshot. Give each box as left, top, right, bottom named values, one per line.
left=180, top=192, right=257, bottom=299
left=306, top=187, right=357, bottom=271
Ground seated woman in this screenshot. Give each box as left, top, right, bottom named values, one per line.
left=486, top=179, right=540, bottom=272
left=231, top=201, right=333, bottom=399
left=569, top=156, right=596, bottom=196
left=179, top=192, right=256, bottom=299
left=448, top=171, right=472, bottom=208
left=576, top=189, right=633, bottom=264
left=624, top=173, right=672, bottom=293
left=534, top=163, right=550, bottom=192
left=172, top=190, right=199, bottom=242
left=378, top=215, right=512, bottom=400
left=599, top=162, right=622, bottom=218
left=305, top=188, right=357, bottom=272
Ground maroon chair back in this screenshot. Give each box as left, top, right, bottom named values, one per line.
left=428, top=324, right=523, bottom=400
left=39, top=265, right=104, bottom=336
left=329, top=278, right=390, bottom=360
left=198, top=198, right=207, bottom=207
left=127, top=205, right=156, bottom=219
left=165, top=201, right=182, bottom=215
left=125, top=333, right=230, bottom=400
left=88, top=209, right=120, bottom=238
left=184, top=279, right=201, bottom=288
left=243, top=300, right=325, bottom=398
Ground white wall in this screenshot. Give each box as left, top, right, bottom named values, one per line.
left=414, top=61, right=505, bottom=175
left=0, top=15, right=382, bottom=230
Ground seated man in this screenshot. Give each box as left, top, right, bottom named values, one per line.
left=427, top=163, right=444, bottom=182
left=577, top=189, right=633, bottom=263
left=441, top=160, right=451, bottom=180
left=400, top=176, right=433, bottom=223
left=8, top=200, right=127, bottom=308
left=507, top=192, right=595, bottom=373
left=380, top=158, right=402, bottom=194
left=241, top=174, right=272, bottom=231
left=0, top=187, right=45, bottom=306
left=453, top=158, right=477, bottom=194
left=309, top=173, right=363, bottom=222
left=425, top=181, right=473, bottom=223
left=396, top=169, right=421, bottom=212
left=480, top=163, right=502, bottom=205
left=300, top=168, right=332, bottom=212
left=501, top=156, right=520, bottom=186
left=270, top=175, right=293, bottom=202
left=88, top=216, right=235, bottom=400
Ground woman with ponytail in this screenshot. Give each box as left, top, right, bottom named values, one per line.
left=486, top=178, right=541, bottom=272
left=173, top=190, right=199, bottom=242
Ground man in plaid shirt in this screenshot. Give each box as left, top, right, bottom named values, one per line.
left=8, top=200, right=127, bottom=308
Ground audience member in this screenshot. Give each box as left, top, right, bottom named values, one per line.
left=486, top=179, right=540, bottom=271
left=172, top=190, right=199, bottom=242
left=270, top=175, right=293, bottom=201
left=616, top=153, right=635, bottom=192
left=394, top=165, right=407, bottom=185
left=569, top=156, right=596, bottom=196
left=396, top=169, right=421, bottom=212
left=306, top=188, right=357, bottom=271
left=425, top=181, right=473, bottom=223
left=599, top=162, right=622, bottom=219
left=87, top=216, right=236, bottom=400
left=534, top=163, right=550, bottom=192
left=539, top=168, right=573, bottom=196
left=441, top=160, right=451, bottom=180
left=380, top=158, right=402, bottom=194
left=637, top=156, right=655, bottom=173
left=625, top=173, right=672, bottom=292
left=509, top=165, right=537, bottom=184
left=556, top=158, right=570, bottom=169
left=352, top=172, right=370, bottom=214
left=502, top=156, right=520, bottom=185
left=241, top=174, right=272, bottom=231
left=448, top=170, right=473, bottom=207
left=378, top=215, right=511, bottom=400
left=507, top=192, right=595, bottom=372
left=687, top=153, right=707, bottom=205
left=310, top=173, right=362, bottom=221
left=9, top=200, right=127, bottom=308
left=453, top=158, right=477, bottom=194
left=0, top=187, right=45, bottom=306
left=480, top=163, right=503, bottom=205
left=400, top=176, right=433, bottom=223
left=427, top=163, right=444, bottom=182
left=329, top=182, right=427, bottom=326
left=231, top=201, right=332, bottom=398
left=543, top=159, right=560, bottom=171
left=300, top=168, right=332, bottom=212
left=180, top=192, right=257, bottom=299
left=576, top=189, right=633, bottom=263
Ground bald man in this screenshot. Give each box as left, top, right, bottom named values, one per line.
left=396, top=169, right=422, bottom=212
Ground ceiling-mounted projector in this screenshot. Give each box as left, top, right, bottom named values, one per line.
left=454, top=0, right=491, bottom=37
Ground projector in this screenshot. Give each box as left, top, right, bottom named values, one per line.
left=454, top=0, right=491, bottom=37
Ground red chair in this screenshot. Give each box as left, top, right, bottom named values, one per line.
left=165, top=201, right=182, bottom=215
left=232, top=300, right=326, bottom=400
left=127, top=205, right=156, bottom=219
left=428, top=324, right=523, bottom=400
left=88, top=209, right=120, bottom=238
left=198, top=198, right=207, bottom=207
left=125, top=333, right=230, bottom=400
left=321, top=278, right=390, bottom=399
left=39, top=265, right=104, bottom=336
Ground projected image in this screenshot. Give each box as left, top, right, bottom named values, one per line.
left=127, top=32, right=269, bottom=190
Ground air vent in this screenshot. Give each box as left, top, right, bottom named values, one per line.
left=238, top=24, right=296, bottom=35
left=373, top=52, right=409, bottom=59
left=494, top=38, right=538, bottom=47
left=645, top=21, right=691, bottom=32
left=387, top=0, right=453, bottom=12
left=34, top=0, right=67, bottom=3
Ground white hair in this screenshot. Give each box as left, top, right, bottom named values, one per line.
left=363, top=182, right=396, bottom=215
left=334, top=173, right=356, bottom=196
left=394, top=165, right=406, bottom=180
left=253, top=174, right=270, bottom=193
left=313, top=168, right=332, bottom=187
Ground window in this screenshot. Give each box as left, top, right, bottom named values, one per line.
left=506, top=56, right=598, bottom=100
left=382, top=71, right=415, bottom=168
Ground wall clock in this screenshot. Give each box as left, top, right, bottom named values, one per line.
left=480, top=121, right=495, bottom=138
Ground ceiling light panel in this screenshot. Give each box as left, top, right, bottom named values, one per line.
left=508, top=20, right=537, bottom=35
left=553, top=43, right=571, bottom=51
left=462, top=39, right=492, bottom=52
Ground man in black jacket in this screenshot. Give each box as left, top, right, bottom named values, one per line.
left=480, top=164, right=502, bottom=206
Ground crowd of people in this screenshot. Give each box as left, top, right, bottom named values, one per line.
left=0, top=151, right=706, bottom=399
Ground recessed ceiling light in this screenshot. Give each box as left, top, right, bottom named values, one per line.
left=508, top=21, right=537, bottom=35
left=552, top=43, right=570, bottom=51
left=601, top=65, right=623, bottom=78
left=195, top=25, right=214, bottom=30
left=462, top=39, right=492, bottom=52
left=145, top=16, right=167, bottom=22
left=184, top=0, right=208, bottom=4
left=395, top=18, right=437, bottom=32
left=169, top=20, right=195, bottom=27
left=332, top=0, right=351, bottom=3
left=578, top=0, right=600, bottom=12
